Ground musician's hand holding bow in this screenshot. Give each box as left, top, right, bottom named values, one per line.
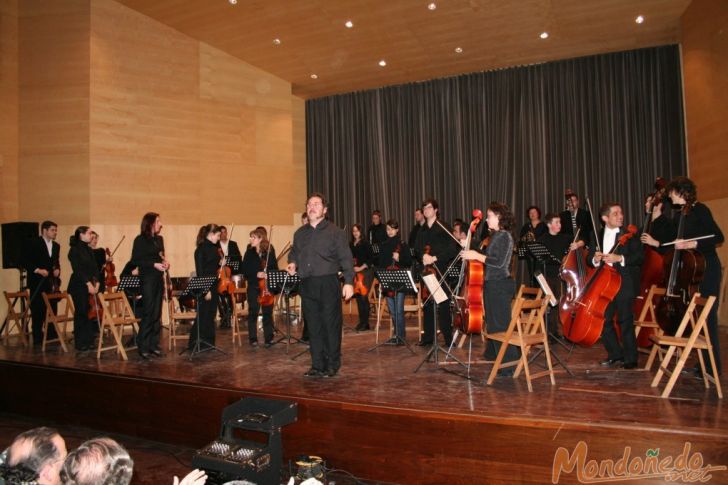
left=640, top=233, right=659, bottom=247
left=675, top=239, right=698, bottom=250
left=286, top=262, right=297, bottom=275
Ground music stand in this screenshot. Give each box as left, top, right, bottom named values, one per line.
left=179, top=275, right=225, bottom=359
left=368, top=269, right=417, bottom=353
left=117, top=275, right=141, bottom=313
left=267, top=270, right=303, bottom=353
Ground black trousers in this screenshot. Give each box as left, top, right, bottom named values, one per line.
left=189, top=289, right=217, bottom=349
left=28, top=277, right=57, bottom=345
left=69, top=281, right=94, bottom=349
left=544, top=274, right=563, bottom=336
left=484, top=278, right=518, bottom=361
left=422, top=296, right=453, bottom=346
left=700, top=257, right=722, bottom=375
left=247, top=285, right=274, bottom=344
left=138, top=274, right=163, bottom=353
left=300, top=275, right=343, bottom=372
left=354, top=294, right=370, bottom=327
left=601, top=277, right=638, bottom=365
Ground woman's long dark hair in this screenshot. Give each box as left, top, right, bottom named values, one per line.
left=140, top=212, right=160, bottom=238
left=69, top=226, right=90, bottom=246
left=350, top=223, right=363, bottom=245
left=488, top=201, right=515, bottom=232
left=197, top=224, right=221, bottom=246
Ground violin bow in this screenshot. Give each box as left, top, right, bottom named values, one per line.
left=585, top=197, right=601, bottom=253
left=110, top=235, right=125, bottom=258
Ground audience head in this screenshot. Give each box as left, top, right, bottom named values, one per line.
left=4, top=427, right=66, bottom=485
left=60, top=437, right=133, bottom=485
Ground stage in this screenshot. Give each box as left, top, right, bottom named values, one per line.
left=0, top=315, right=727, bottom=484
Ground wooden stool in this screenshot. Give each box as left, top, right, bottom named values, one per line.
left=231, top=287, right=248, bottom=346
left=41, top=292, right=74, bottom=353
left=485, top=296, right=555, bottom=392
left=2, top=290, right=30, bottom=347
left=634, top=285, right=667, bottom=370
left=167, top=290, right=196, bottom=350
left=650, top=294, right=721, bottom=399
left=97, top=292, right=140, bottom=360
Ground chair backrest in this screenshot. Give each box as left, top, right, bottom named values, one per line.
left=673, top=292, right=716, bottom=338
left=42, top=292, right=74, bottom=321
left=517, top=297, right=548, bottom=336
left=98, top=292, right=135, bottom=324
left=4, top=290, right=30, bottom=318
left=515, top=285, right=543, bottom=301
left=636, top=285, right=667, bottom=324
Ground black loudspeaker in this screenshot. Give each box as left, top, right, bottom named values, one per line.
left=2, top=222, right=39, bottom=269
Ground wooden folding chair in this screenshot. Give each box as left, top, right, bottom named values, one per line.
left=485, top=296, right=555, bottom=392
left=650, top=293, right=721, bottom=399
left=513, top=285, right=543, bottom=335
left=167, top=291, right=197, bottom=350
left=97, top=292, right=140, bottom=360
left=231, top=287, right=248, bottom=346
left=2, top=290, right=30, bottom=346
left=41, top=292, right=74, bottom=352
left=635, top=285, right=667, bottom=369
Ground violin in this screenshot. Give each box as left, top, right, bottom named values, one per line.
left=562, top=224, right=638, bottom=347
left=353, top=257, right=369, bottom=296
left=655, top=205, right=706, bottom=335
left=103, top=236, right=125, bottom=290
left=257, top=238, right=275, bottom=306
left=384, top=242, right=401, bottom=298
left=217, top=247, right=235, bottom=295
left=419, top=245, right=435, bottom=300
left=87, top=277, right=103, bottom=322
left=50, top=260, right=62, bottom=293
left=453, top=210, right=484, bottom=334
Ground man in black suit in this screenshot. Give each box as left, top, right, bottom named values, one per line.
left=218, top=226, right=242, bottom=328
left=367, top=210, right=387, bottom=246
left=588, top=203, right=643, bottom=369
left=21, top=220, right=61, bottom=346
left=559, top=191, right=593, bottom=247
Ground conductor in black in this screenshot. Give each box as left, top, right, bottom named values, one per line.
left=287, top=193, right=354, bottom=378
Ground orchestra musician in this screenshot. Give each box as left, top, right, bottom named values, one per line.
left=217, top=225, right=241, bottom=328
left=67, top=227, right=99, bottom=352
left=21, top=220, right=61, bottom=346
left=367, top=210, right=387, bottom=246
left=241, top=227, right=277, bottom=348
left=641, top=176, right=724, bottom=377
left=89, top=231, right=108, bottom=293
left=377, top=219, right=412, bottom=344
left=130, top=212, right=169, bottom=360
left=408, top=208, right=425, bottom=248
left=287, top=193, right=354, bottom=378
left=559, top=191, right=593, bottom=246
left=350, top=224, right=374, bottom=331
left=189, top=224, right=221, bottom=351
left=537, top=213, right=572, bottom=338
left=589, top=203, right=643, bottom=369
left=519, top=206, right=548, bottom=285
left=414, top=198, right=459, bottom=347
left=462, top=202, right=518, bottom=372
left=452, top=219, right=468, bottom=247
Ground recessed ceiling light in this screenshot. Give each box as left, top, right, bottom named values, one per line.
left=540, top=32, right=549, bottom=39
left=454, top=47, right=463, bottom=54
left=228, top=0, right=237, bottom=4
left=273, top=38, right=281, bottom=45
left=428, top=3, right=437, bottom=11
left=635, top=15, right=644, bottom=24
left=345, top=20, right=353, bottom=28
left=310, top=74, right=318, bottom=79
left=378, top=60, right=387, bottom=67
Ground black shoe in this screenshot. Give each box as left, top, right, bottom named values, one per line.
left=396, top=340, right=405, bottom=346
left=303, top=368, right=324, bottom=378
left=264, top=342, right=273, bottom=348
left=75, top=346, right=91, bottom=352
left=150, top=349, right=165, bottom=358
left=600, top=358, right=624, bottom=367
left=323, top=368, right=338, bottom=378
left=496, top=368, right=515, bottom=378
left=249, top=341, right=258, bottom=347
left=623, top=362, right=638, bottom=370
left=138, top=351, right=151, bottom=360
left=385, top=337, right=398, bottom=344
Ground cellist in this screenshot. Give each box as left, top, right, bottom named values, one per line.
left=641, top=177, right=724, bottom=377
left=462, top=202, right=517, bottom=375
left=589, top=203, right=643, bottom=369
left=241, top=227, right=277, bottom=347
left=350, top=224, right=374, bottom=331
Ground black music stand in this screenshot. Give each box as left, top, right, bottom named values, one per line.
left=179, top=275, right=225, bottom=359
left=117, top=275, right=141, bottom=314
left=267, top=270, right=302, bottom=354
left=368, top=269, right=417, bottom=353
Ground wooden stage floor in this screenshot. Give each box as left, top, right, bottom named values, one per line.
left=1, top=315, right=727, bottom=484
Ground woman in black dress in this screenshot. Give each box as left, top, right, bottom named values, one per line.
left=190, top=224, right=222, bottom=351
left=67, top=226, right=100, bottom=352
left=350, top=224, right=374, bottom=331
left=241, top=227, right=277, bottom=347
left=130, top=212, right=168, bottom=359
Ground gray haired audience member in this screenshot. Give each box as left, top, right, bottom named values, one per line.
left=59, top=438, right=132, bottom=485
left=0, top=426, right=67, bottom=485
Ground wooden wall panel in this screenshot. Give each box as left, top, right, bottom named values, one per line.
left=681, top=0, right=728, bottom=201
left=0, top=0, right=19, bottom=223
left=18, top=0, right=90, bottom=224
left=89, top=0, right=306, bottom=226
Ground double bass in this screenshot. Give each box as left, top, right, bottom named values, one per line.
left=559, top=227, right=595, bottom=331
left=452, top=210, right=485, bottom=334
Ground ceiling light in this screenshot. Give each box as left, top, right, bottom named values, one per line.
left=540, top=32, right=549, bottom=39
left=428, top=3, right=437, bottom=11
left=345, top=20, right=353, bottom=28
left=635, top=15, right=644, bottom=24
left=273, top=38, right=281, bottom=45
left=378, top=60, right=387, bottom=67
left=310, top=74, right=318, bottom=79
left=228, top=0, right=237, bottom=4
left=454, top=47, right=463, bottom=54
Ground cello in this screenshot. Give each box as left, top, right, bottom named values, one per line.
left=452, top=210, right=485, bottom=334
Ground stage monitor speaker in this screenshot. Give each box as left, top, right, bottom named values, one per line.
left=2, top=222, right=39, bottom=269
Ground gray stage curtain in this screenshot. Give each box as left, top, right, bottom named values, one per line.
left=306, top=45, right=686, bottom=234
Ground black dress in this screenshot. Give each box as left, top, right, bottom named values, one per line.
left=241, top=245, right=277, bottom=345
left=191, top=239, right=220, bottom=349
left=131, top=234, right=165, bottom=354
left=350, top=240, right=374, bottom=329
left=67, top=239, right=99, bottom=350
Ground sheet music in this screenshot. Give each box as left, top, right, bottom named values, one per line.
left=422, top=274, right=447, bottom=304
